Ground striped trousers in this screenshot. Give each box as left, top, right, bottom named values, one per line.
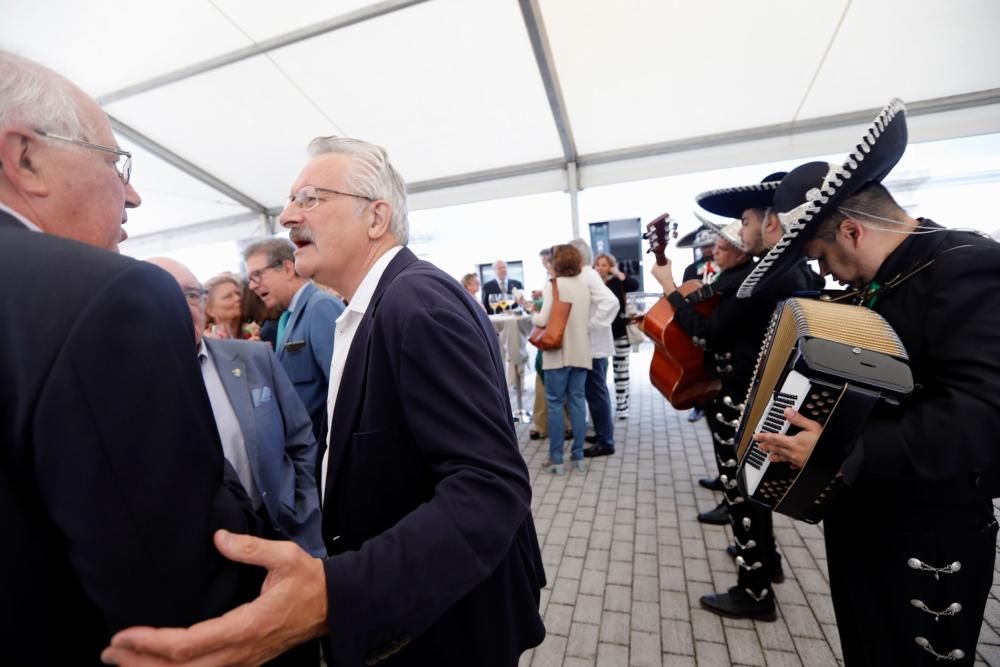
left=612, top=336, right=631, bottom=414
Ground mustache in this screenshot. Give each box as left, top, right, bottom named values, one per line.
left=289, top=228, right=315, bottom=245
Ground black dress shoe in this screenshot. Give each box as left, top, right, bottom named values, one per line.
left=725, top=546, right=785, bottom=584
left=583, top=445, right=615, bottom=458
left=529, top=430, right=543, bottom=440
left=584, top=434, right=598, bottom=444
left=700, top=586, right=776, bottom=622
left=697, top=502, right=730, bottom=525
left=698, top=476, right=724, bottom=491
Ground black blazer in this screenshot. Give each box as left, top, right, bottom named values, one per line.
left=0, top=212, right=260, bottom=665
left=321, top=248, right=545, bottom=666
left=480, top=277, right=523, bottom=311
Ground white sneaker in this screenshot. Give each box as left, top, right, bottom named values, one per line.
left=616, top=410, right=629, bottom=420
left=572, top=460, right=588, bottom=473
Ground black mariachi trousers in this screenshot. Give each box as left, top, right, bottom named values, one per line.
left=825, top=484, right=997, bottom=666
left=707, top=393, right=780, bottom=599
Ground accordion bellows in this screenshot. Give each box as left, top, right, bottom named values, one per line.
left=736, top=298, right=913, bottom=523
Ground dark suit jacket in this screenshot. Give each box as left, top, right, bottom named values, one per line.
left=276, top=282, right=344, bottom=442
left=0, top=211, right=261, bottom=665
left=321, top=248, right=545, bottom=666
left=480, top=277, right=523, bottom=311
left=204, top=338, right=324, bottom=556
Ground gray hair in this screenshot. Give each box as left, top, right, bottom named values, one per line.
left=569, top=238, right=593, bottom=265
left=242, top=237, right=296, bottom=267
left=0, top=50, right=91, bottom=141
left=308, top=136, right=409, bottom=246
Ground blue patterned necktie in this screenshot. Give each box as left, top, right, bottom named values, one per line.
left=276, top=310, right=291, bottom=348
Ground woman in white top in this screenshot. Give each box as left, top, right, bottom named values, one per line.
left=531, top=244, right=592, bottom=475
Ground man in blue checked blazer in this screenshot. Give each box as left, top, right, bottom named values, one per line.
left=150, top=258, right=324, bottom=558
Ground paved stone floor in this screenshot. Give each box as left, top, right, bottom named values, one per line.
left=512, top=346, right=1000, bottom=667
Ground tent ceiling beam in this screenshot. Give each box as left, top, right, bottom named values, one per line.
left=397, top=88, right=1000, bottom=195
left=97, top=0, right=431, bottom=105
left=518, top=0, right=577, bottom=164
left=110, top=115, right=268, bottom=214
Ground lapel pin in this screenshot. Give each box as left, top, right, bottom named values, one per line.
left=232, top=368, right=242, bottom=378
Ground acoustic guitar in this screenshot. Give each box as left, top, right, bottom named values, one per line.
left=639, top=213, right=722, bottom=409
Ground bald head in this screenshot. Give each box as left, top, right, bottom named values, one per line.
left=147, top=257, right=205, bottom=344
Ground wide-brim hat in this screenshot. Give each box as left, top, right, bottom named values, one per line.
left=696, top=171, right=788, bottom=219
left=736, top=98, right=908, bottom=298
left=676, top=225, right=719, bottom=249
left=718, top=220, right=747, bottom=252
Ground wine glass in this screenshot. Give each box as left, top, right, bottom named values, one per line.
left=488, top=293, right=500, bottom=314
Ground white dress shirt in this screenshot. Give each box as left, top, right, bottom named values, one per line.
left=321, top=245, right=404, bottom=503
left=198, top=340, right=261, bottom=509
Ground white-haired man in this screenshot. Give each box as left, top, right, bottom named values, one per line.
left=106, top=137, right=546, bottom=667
left=0, top=50, right=260, bottom=664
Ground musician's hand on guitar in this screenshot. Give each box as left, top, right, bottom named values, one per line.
left=651, top=261, right=677, bottom=295
left=754, top=407, right=822, bottom=469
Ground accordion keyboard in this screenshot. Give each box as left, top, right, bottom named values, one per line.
left=742, top=370, right=810, bottom=495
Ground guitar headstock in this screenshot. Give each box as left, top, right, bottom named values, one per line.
left=643, top=213, right=678, bottom=266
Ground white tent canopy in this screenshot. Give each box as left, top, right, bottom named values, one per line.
left=4, top=0, right=1000, bottom=257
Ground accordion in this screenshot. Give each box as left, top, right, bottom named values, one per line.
left=735, top=298, right=913, bottom=523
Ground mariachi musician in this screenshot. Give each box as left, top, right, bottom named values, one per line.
left=746, top=100, right=1000, bottom=665
left=651, top=172, right=817, bottom=622
left=676, top=223, right=720, bottom=423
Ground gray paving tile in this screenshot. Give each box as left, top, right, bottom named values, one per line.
left=514, top=356, right=999, bottom=666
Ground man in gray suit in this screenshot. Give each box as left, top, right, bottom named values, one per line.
left=244, top=238, right=345, bottom=444
left=150, top=257, right=324, bottom=558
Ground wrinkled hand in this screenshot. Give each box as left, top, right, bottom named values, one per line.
left=650, top=260, right=676, bottom=295
left=754, top=407, right=823, bottom=469
left=101, top=531, right=327, bottom=667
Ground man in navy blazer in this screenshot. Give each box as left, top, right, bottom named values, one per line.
left=480, top=258, right=523, bottom=312
left=0, top=51, right=260, bottom=665
left=245, top=238, right=344, bottom=444
left=150, top=258, right=325, bottom=558
left=107, top=139, right=546, bottom=667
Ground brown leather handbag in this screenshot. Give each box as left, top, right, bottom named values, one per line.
left=528, top=278, right=572, bottom=350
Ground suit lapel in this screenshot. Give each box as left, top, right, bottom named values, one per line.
left=323, top=249, right=419, bottom=503
left=207, top=340, right=261, bottom=477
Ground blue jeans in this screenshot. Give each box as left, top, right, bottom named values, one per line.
left=586, top=357, right=614, bottom=450
left=545, top=366, right=587, bottom=465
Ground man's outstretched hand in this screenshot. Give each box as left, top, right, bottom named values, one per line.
left=102, top=530, right=328, bottom=666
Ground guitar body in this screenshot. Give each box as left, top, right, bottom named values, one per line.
left=642, top=280, right=721, bottom=409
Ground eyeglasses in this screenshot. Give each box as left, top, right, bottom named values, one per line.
left=34, top=129, right=132, bottom=185
left=287, top=186, right=373, bottom=211
left=182, top=287, right=207, bottom=305
left=247, top=262, right=284, bottom=284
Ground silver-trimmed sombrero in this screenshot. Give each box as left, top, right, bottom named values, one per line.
left=736, top=99, right=908, bottom=298
left=676, top=224, right=719, bottom=249
left=718, top=220, right=747, bottom=252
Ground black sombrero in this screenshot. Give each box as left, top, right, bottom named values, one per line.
left=696, top=171, right=788, bottom=219
left=736, top=98, right=908, bottom=298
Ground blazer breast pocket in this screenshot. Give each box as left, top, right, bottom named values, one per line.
left=281, top=342, right=313, bottom=383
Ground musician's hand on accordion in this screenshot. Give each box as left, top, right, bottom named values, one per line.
left=753, top=407, right=823, bottom=469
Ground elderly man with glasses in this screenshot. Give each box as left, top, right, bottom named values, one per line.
left=0, top=50, right=263, bottom=665
left=106, top=137, right=546, bottom=667
left=244, top=237, right=345, bottom=446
